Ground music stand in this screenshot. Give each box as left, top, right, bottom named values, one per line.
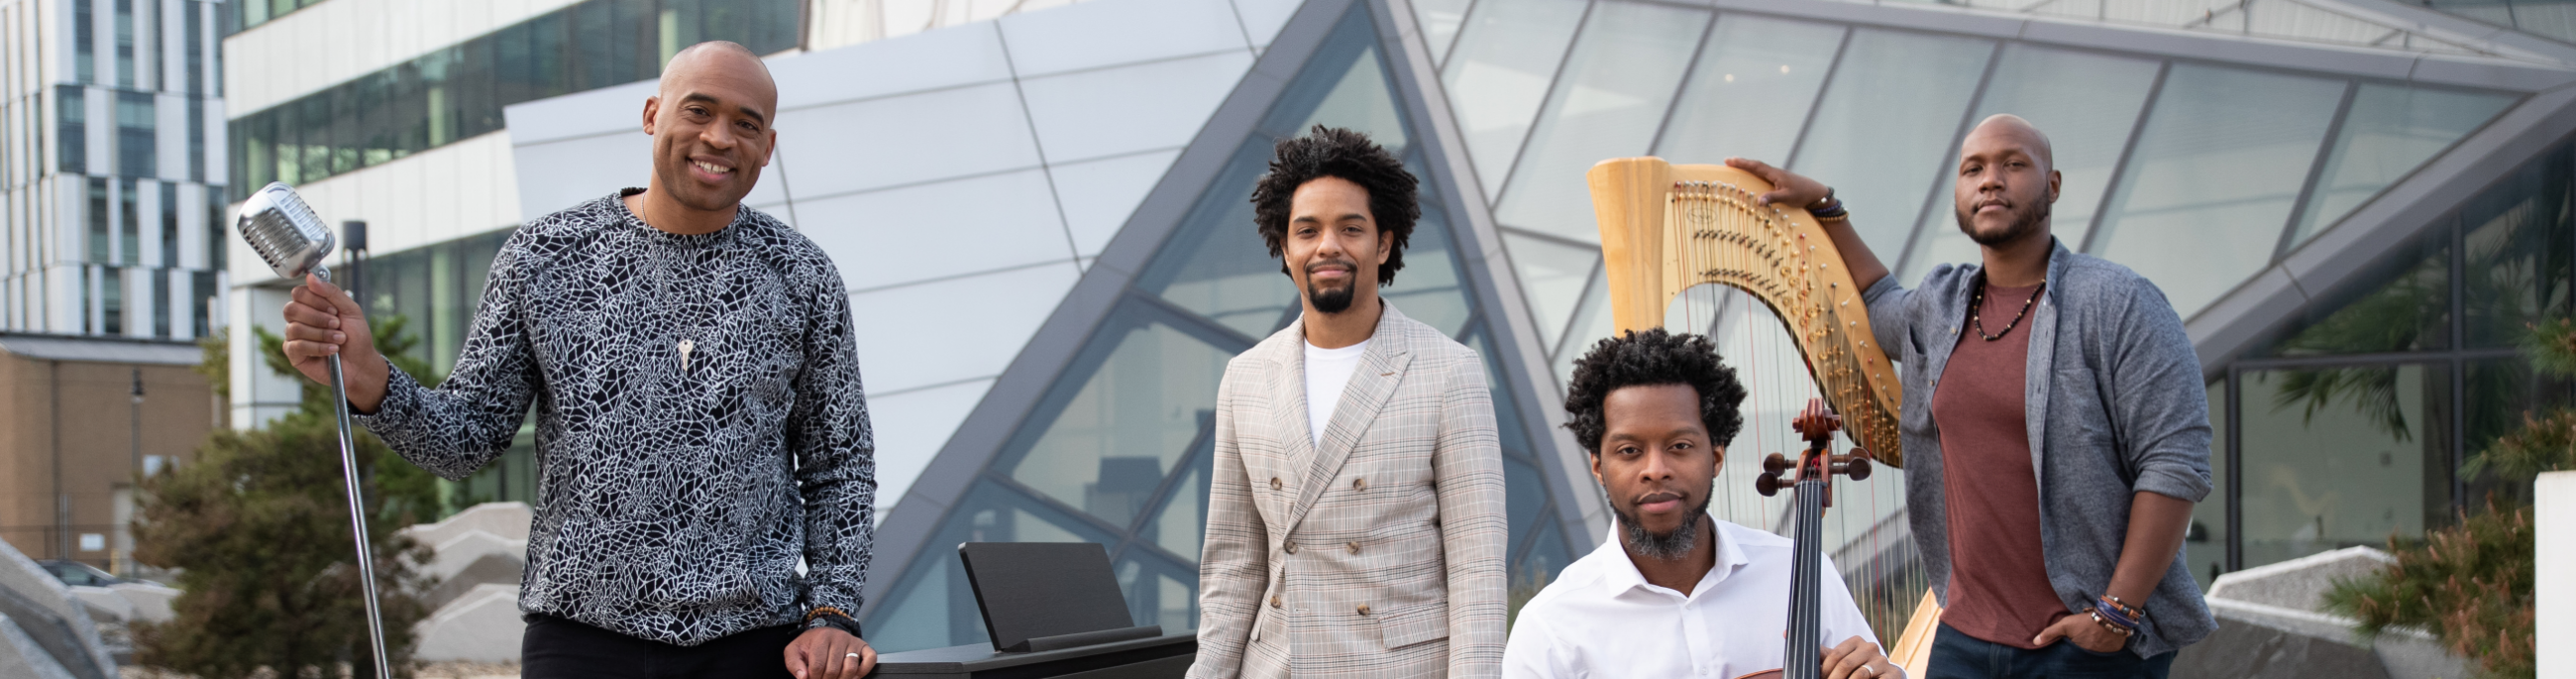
left=958, top=542, right=1163, bottom=653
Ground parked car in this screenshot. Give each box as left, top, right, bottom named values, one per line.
left=36, top=559, right=126, bottom=587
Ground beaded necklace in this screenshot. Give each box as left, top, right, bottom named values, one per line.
left=1969, top=275, right=2047, bottom=341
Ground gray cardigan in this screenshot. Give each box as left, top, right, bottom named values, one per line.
left=1861, top=239, right=2216, bottom=658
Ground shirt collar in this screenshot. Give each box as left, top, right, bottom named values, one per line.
left=1596, top=516, right=1751, bottom=599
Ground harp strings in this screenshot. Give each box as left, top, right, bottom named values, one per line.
left=1662, top=179, right=1925, bottom=647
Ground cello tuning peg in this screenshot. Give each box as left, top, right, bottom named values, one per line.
left=1832, top=455, right=1872, bottom=481
left=1762, top=453, right=1791, bottom=475
left=1755, top=471, right=1784, bottom=497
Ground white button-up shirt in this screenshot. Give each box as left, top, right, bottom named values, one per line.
left=1503, top=518, right=1879, bottom=678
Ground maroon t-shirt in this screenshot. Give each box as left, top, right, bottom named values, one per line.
left=1932, top=282, right=2067, bottom=648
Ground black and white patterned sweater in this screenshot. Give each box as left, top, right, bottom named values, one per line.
left=356, top=189, right=876, bottom=646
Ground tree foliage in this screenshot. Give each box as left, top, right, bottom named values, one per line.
left=132, top=316, right=448, bottom=679
left=2322, top=501, right=2534, bottom=679
left=2322, top=317, right=2576, bottom=679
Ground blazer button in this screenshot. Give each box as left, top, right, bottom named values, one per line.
left=1270, top=477, right=1284, bottom=491
left=1270, top=595, right=1282, bottom=609
left=1284, top=540, right=1299, bottom=554
left=1346, top=541, right=1360, bottom=555
left=1356, top=604, right=1370, bottom=616
left=1351, top=477, right=1366, bottom=491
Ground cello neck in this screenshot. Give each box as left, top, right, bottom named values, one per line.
left=1783, top=475, right=1829, bottom=679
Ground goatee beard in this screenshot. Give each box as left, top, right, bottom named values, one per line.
left=1957, top=195, right=2050, bottom=247
left=1309, top=283, right=1356, bottom=314
left=1615, top=492, right=1713, bottom=562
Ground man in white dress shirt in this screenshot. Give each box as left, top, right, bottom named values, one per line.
left=1504, top=329, right=1901, bottom=679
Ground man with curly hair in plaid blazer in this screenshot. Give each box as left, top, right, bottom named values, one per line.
left=1188, top=127, right=1509, bottom=679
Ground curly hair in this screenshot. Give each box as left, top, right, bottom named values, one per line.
left=1563, top=329, right=1749, bottom=455
left=1250, top=126, right=1419, bottom=285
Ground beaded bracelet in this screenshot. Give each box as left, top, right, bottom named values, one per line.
left=2090, top=610, right=2135, bottom=636
left=805, top=606, right=852, bottom=623
left=1809, top=196, right=1849, bottom=221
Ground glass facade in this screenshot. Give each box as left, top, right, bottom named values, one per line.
left=227, top=0, right=803, bottom=200
left=2416, top=0, right=2576, bottom=44
left=2216, top=137, right=2573, bottom=571
left=1439, top=0, right=2522, bottom=355
left=860, top=3, right=1578, bottom=651
left=18, top=1, right=228, bottom=339
left=1404, top=0, right=2543, bottom=598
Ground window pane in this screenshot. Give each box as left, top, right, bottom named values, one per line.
left=1901, top=46, right=2159, bottom=283
left=1439, top=0, right=1589, bottom=195
left=999, top=305, right=1233, bottom=528
left=1384, top=196, right=1474, bottom=338
left=1788, top=29, right=1993, bottom=256
left=1142, top=452, right=1211, bottom=560
left=2288, top=84, right=2516, bottom=248
left=2257, top=234, right=2446, bottom=357
left=1653, top=15, right=1844, bottom=172
left=2091, top=64, right=2346, bottom=317
left=1491, top=1, right=1708, bottom=243
left=1500, top=232, right=1595, bottom=357
left=1139, top=140, right=1300, bottom=339
left=2462, top=140, right=2574, bottom=348
left=2239, top=365, right=2451, bottom=568
left=1412, top=0, right=1472, bottom=63
left=2464, top=358, right=2575, bottom=508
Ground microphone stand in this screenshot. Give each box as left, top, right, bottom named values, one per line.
left=314, top=265, right=392, bottom=679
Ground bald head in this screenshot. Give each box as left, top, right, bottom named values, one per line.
left=637, top=40, right=781, bottom=220
left=1952, top=114, right=2060, bottom=248
left=1964, top=114, right=2053, bottom=172
left=660, top=41, right=778, bottom=112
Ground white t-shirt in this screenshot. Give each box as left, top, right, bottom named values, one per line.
left=1303, top=338, right=1371, bottom=447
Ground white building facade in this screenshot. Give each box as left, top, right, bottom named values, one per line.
left=2, top=0, right=230, bottom=341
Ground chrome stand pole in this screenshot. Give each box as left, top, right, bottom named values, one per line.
left=318, top=267, right=392, bottom=679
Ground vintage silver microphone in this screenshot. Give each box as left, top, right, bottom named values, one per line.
left=236, top=181, right=392, bottom=679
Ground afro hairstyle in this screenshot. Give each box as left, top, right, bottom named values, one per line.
left=1250, top=125, right=1420, bottom=285
left=1562, top=328, right=1749, bottom=455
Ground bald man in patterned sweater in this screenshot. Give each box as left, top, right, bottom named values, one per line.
left=278, top=41, right=879, bottom=679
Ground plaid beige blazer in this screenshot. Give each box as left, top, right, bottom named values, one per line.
left=1188, top=303, right=1509, bottom=679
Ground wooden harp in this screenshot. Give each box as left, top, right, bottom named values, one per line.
left=1585, top=157, right=1941, bottom=674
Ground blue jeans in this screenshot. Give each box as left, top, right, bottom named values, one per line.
left=1924, top=622, right=2174, bottom=679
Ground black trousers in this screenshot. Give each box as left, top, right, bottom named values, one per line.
left=1924, top=622, right=2175, bottom=679
left=522, top=614, right=800, bottom=679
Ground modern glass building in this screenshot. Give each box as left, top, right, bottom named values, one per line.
left=468, top=0, right=2576, bottom=656
left=2, top=0, right=232, bottom=341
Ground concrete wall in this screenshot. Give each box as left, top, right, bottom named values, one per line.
left=0, top=352, right=218, bottom=568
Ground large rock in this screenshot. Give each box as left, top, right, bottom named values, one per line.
left=2204, top=546, right=2392, bottom=611
left=413, top=584, right=526, bottom=663
left=2176, top=546, right=2469, bottom=679
left=0, top=541, right=117, bottom=679
left=400, top=503, right=534, bottom=663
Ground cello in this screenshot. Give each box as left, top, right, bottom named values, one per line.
left=1735, top=398, right=1875, bottom=679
